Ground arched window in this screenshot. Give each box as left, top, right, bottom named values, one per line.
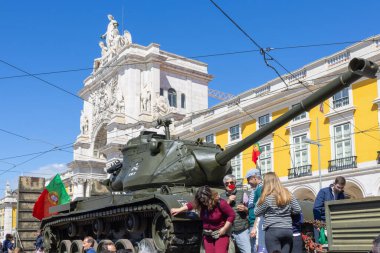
left=168, top=88, right=177, bottom=107
left=181, top=93, right=186, bottom=108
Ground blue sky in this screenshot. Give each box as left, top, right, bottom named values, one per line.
left=0, top=0, right=379, bottom=195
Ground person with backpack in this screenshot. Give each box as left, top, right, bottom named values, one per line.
left=220, top=174, right=251, bottom=253
left=171, top=185, right=235, bottom=253
left=2, top=234, right=14, bottom=253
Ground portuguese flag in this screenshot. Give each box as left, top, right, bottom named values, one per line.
left=32, top=174, right=70, bottom=220
left=252, top=143, right=261, bottom=165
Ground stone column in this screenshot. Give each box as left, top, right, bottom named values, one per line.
left=3, top=203, right=13, bottom=237
left=72, top=178, right=85, bottom=199
left=85, top=180, right=91, bottom=197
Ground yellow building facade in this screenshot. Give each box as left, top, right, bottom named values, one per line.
left=174, top=36, right=380, bottom=200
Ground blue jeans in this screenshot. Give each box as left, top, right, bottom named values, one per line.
left=257, top=217, right=267, bottom=253
left=232, top=228, right=251, bottom=253
left=249, top=225, right=256, bottom=253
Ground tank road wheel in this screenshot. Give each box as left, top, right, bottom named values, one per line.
left=138, top=239, right=156, bottom=253
left=97, top=239, right=113, bottom=253
left=115, top=239, right=135, bottom=253
left=92, top=218, right=104, bottom=237
left=68, top=223, right=78, bottom=238
left=152, top=210, right=173, bottom=252
left=125, top=213, right=146, bottom=233
left=59, top=240, right=72, bottom=253
left=70, top=240, right=84, bottom=253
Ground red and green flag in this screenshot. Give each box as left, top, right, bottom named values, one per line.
left=252, top=143, right=261, bottom=165
left=32, top=174, right=70, bottom=221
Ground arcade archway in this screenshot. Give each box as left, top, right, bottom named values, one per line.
left=293, top=187, right=316, bottom=202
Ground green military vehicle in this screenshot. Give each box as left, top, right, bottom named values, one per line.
left=40, top=58, right=378, bottom=253
left=325, top=196, right=380, bottom=252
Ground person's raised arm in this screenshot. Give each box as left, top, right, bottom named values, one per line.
left=170, top=203, right=190, bottom=216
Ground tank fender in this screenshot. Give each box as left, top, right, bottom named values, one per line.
left=154, top=194, right=200, bottom=221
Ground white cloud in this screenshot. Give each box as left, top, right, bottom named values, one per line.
left=27, top=163, right=68, bottom=179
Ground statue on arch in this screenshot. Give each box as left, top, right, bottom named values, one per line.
left=101, top=14, right=118, bottom=48
left=141, top=82, right=152, bottom=112
left=80, top=110, right=89, bottom=135
left=93, top=41, right=108, bottom=72
left=100, top=14, right=132, bottom=56
left=153, top=93, right=172, bottom=119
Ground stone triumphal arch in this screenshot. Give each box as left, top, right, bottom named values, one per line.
left=67, top=14, right=212, bottom=198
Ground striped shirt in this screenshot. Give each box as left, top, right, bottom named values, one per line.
left=254, top=194, right=301, bottom=230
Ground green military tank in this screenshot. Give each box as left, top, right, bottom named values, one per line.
left=41, top=58, right=378, bottom=253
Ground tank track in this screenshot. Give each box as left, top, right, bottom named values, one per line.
left=42, top=203, right=202, bottom=253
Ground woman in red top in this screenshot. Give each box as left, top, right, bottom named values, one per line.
left=171, top=185, right=235, bottom=253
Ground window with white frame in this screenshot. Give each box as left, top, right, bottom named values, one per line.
left=292, top=104, right=306, bottom=121
left=230, top=125, right=240, bottom=141
left=334, top=123, right=352, bottom=159
left=259, top=114, right=270, bottom=128
left=231, top=153, right=242, bottom=179
left=293, top=134, right=308, bottom=167
left=181, top=94, right=186, bottom=108
left=168, top=88, right=177, bottom=107
left=205, top=134, right=214, bottom=144
left=259, top=144, right=272, bottom=173
left=333, top=87, right=349, bottom=108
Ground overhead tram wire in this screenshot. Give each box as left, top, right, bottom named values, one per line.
left=0, top=59, right=141, bottom=125
left=0, top=34, right=377, bottom=170
left=0, top=38, right=377, bottom=81
left=0, top=145, right=68, bottom=176
left=208, top=0, right=380, bottom=143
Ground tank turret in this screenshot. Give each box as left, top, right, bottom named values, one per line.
left=106, top=58, right=378, bottom=192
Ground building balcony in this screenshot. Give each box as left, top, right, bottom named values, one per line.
left=328, top=156, right=357, bottom=172
left=288, top=165, right=312, bottom=179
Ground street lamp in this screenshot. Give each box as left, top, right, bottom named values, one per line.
left=304, top=137, right=322, bottom=190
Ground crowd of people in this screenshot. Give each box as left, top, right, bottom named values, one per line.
left=2, top=173, right=378, bottom=253
left=171, top=170, right=304, bottom=253
left=171, top=171, right=355, bottom=253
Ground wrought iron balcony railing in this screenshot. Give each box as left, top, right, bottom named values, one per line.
left=288, top=165, right=312, bottom=179
left=328, top=156, right=357, bottom=172
left=333, top=96, right=349, bottom=108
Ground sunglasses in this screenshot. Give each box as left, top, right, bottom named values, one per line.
left=224, top=181, right=236, bottom=186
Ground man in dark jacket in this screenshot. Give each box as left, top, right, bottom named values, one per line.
left=313, top=176, right=346, bottom=242
left=2, top=234, right=14, bottom=253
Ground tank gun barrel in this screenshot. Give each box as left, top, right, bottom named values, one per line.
left=216, top=58, right=378, bottom=165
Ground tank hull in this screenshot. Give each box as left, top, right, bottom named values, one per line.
left=41, top=187, right=204, bottom=253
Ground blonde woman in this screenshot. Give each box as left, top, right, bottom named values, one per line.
left=254, top=172, right=301, bottom=253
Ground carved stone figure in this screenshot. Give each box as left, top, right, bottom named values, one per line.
left=93, top=41, right=108, bottom=72
left=80, top=110, right=89, bottom=135
left=101, top=14, right=118, bottom=48
left=100, top=14, right=132, bottom=57
left=153, top=93, right=172, bottom=119
left=141, top=82, right=152, bottom=112
left=90, top=78, right=126, bottom=131
left=123, top=30, right=132, bottom=45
